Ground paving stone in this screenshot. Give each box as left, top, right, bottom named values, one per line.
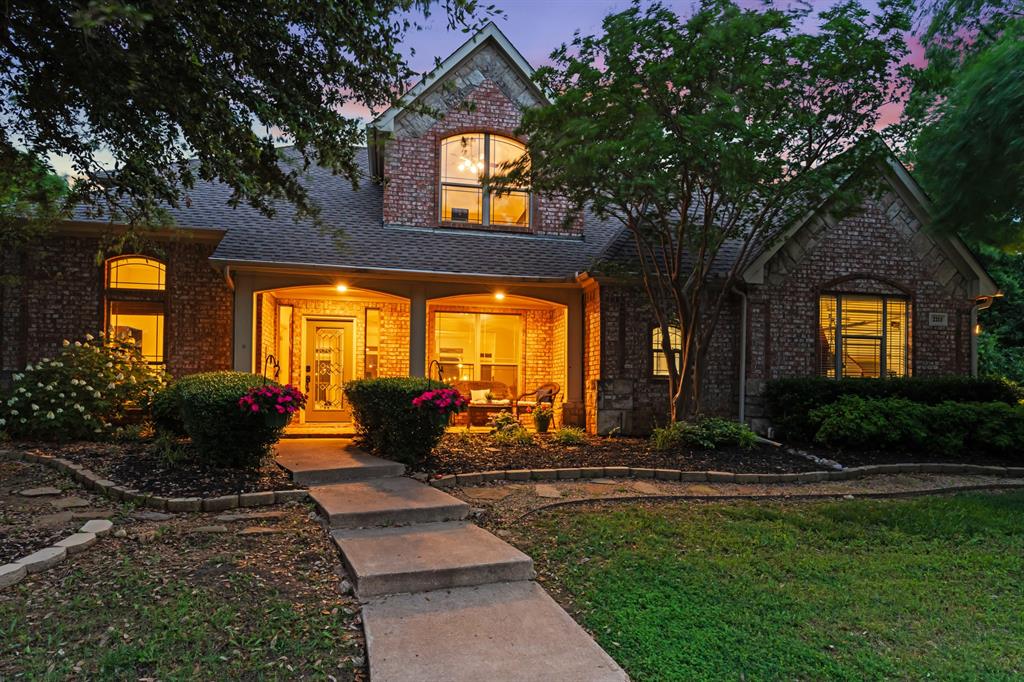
left=505, top=469, right=532, bottom=480
left=363, top=582, right=627, bottom=682
left=132, top=511, right=172, bottom=521
left=144, top=495, right=168, bottom=511
left=166, top=497, right=202, bottom=512
left=193, top=525, right=230, bottom=533
left=580, top=483, right=615, bottom=496
left=51, top=497, right=91, bottom=509
left=579, top=467, right=604, bottom=478
left=555, top=468, right=581, bottom=480
left=734, top=473, right=761, bottom=484
left=589, top=478, right=618, bottom=485
left=0, top=563, right=27, bottom=589
left=16, top=546, right=66, bottom=573
left=463, top=487, right=511, bottom=502
left=630, top=467, right=656, bottom=478
left=706, top=471, right=735, bottom=482
left=630, top=482, right=662, bottom=495
left=274, top=489, right=308, bottom=503
left=55, top=532, right=97, bottom=555
left=534, top=484, right=563, bottom=499
left=202, top=495, right=239, bottom=512
left=80, top=519, right=114, bottom=536
left=528, top=469, right=556, bottom=480
left=94, top=479, right=117, bottom=491
left=33, top=512, right=74, bottom=528
left=603, top=466, right=631, bottom=478
left=19, top=486, right=62, bottom=497
left=215, top=510, right=287, bottom=522
left=679, top=471, right=708, bottom=482
left=480, top=471, right=505, bottom=482
left=655, top=469, right=681, bottom=481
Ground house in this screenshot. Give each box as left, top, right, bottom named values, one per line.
left=0, top=23, right=999, bottom=436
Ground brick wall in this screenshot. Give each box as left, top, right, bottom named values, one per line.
left=0, top=234, right=232, bottom=382
left=583, top=284, right=601, bottom=433
left=383, top=43, right=580, bottom=236
left=271, top=297, right=410, bottom=387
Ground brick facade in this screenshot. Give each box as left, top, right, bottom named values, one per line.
left=0, top=234, right=232, bottom=382
left=382, top=43, right=581, bottom=236
left=584, top=189, right=980, bottom=435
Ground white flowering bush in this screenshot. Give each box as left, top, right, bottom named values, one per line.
left=0, top=332, right=168, bottom=441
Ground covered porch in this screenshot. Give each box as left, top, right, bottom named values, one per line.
left=231, top=269, right=583, bottom=433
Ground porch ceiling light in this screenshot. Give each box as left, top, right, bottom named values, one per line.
left=336, top=284, right=348, bottom=293
left=494, top=291, right=506, bottom=301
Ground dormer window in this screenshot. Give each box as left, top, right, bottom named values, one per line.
left=440, top=133, right=530, bottom=228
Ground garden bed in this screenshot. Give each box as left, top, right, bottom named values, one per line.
left=423, top=432, right=822, bottom=475
left=798, top=446, right=1022, bottom=468
left=29, top=440, right=298, bottom=498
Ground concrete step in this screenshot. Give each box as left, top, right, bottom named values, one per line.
left=310, top=477, right=469, bottom=529
left=332, top=521, right=534, bottom=597
left=363, top=581, right=628, bottom=682
left=276, top=439, right=404, bottom=485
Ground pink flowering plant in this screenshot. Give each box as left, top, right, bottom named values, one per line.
left=411, top=387, right=468, bottom=418
left=238, top=384, right=307, bottom=417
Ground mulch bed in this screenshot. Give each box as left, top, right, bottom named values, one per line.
left=423, top=432, right=822, bottom=475
left=27, top=440, right=298, bottom=498
left=809, top=447, right=1023, bottom=468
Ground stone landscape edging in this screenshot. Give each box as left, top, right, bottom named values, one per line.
left=0, top=518, right=115, bottom=592
left=0, top=449, right=309, bottom=512
left=427, top=462, right=1024, bottom=488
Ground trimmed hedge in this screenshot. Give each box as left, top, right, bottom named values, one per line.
left=766, top=376, right=1022, bottom=442
left=151, top=380, right=187, bottom=435
left=809, top=396, right=1024, bottom=458
left=176, top=371, right=285, bottom=467
left=345, top=377, right=452, bottom=466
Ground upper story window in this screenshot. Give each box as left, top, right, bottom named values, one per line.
left=104, top=256, right=166, bottom=363
left=652, top=325, right=683, bottom=377
left=819, top=293, right=909, bottom=378
left=440, top=133, right=530, bottom=228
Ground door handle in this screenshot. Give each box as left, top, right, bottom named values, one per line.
left=305, top=364, right=311, bottom=394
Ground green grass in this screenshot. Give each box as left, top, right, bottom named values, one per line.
left=0, top=558, right=359, bottom=680
left=517, top=492, right=1024, bottom=681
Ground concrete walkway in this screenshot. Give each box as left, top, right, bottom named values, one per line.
left=276, top=439, right=627, bottom=682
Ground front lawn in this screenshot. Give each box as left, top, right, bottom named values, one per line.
left=513, top=492, right=1024, bottom=680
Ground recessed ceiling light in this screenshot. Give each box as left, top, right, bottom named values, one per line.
left=336, top=284, right=348, bottom=293
left=494, top=291, right=505, bottom=301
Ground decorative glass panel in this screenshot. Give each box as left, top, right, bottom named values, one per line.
left=490, top=191, right=529, bottom=226
left=313, top=327, right=346, bottom=411
left=652, top=325, right=683, bottom=377
left=107, top=256, right=165, bottom=290
left=108, top=300, right=164, bottom=362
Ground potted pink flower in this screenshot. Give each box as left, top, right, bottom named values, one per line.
left=411, top=387, right=468, bottom=426
left=238, top=384, right=307, bottom=429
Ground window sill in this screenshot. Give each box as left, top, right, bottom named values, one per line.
left=438, top=221, right=533, bottom=235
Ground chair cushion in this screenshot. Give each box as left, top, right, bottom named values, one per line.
left=470, top=388, right=489, bottom=403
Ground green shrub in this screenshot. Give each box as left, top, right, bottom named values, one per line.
left=651, top=417, right=757, bottom=451
left=552, top=426, right=587, bottom=445
left=151, top=380, right=187, bottom=435
left=808, top=396, right=1024, bottom=458
left=0, top=333, right=167, bottom=441
left=345, top=377, right=455, bottom=466
left=489, top=410, right=518, bottom=432
left=177, top=371, right=283, bottom=467
left=766, top=376, right=1022, bottom=442
left=493, top=424, right=534, bottom=446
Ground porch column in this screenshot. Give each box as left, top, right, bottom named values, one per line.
left=232, top=275, right=256, bottom=373
left=409, top=289, right=426, bottom=377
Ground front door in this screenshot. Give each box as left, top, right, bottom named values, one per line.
left=304, top=319, right=354, bottom=422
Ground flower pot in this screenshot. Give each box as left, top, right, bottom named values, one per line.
left=534, top=417, right=552, bottom=434
left=263, top=411, right=291, bottom=429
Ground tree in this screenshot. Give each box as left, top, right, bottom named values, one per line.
left=0, top=0, right=487, bottom=238
left=900, top=0, right=1024, bottom=244
left=500, top=0, right=912, bottom=420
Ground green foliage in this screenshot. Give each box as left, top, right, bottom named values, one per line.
left=500, top=0, right=912, bottom=418
left=517, top=493, right=1024, bottom=679
left=344, top=377, right=450, bottom=466
left=488, top=410, right=518, bottom=432
left=151, top=380, right=187, bottom=435
left=176, top=371, right=282, bottom=468
left=492, top=424, right=534, bottom=447
left=0, top=333, right=166, bottom=441
left=0, top=146, right=68, bottom=259
left=650, top=417, right=757, bottom=451
left=765, top=375, right=1021, bottom=441
left=531, top=404, right=554, bottom=433
left=0, top=0, right=487, bottom=232
left=809, top=395, right=1024, bottom=457
left=552, top=426, right=588, bottom=445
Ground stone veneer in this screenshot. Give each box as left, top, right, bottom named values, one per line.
left=0, top=233, right=232, bottom=382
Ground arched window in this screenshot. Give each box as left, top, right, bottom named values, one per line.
left=440, top=133, right=530, bottom=228
left=651, top=325, right=683, bottom=377
left=104, top=256, right=167, bottom=363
